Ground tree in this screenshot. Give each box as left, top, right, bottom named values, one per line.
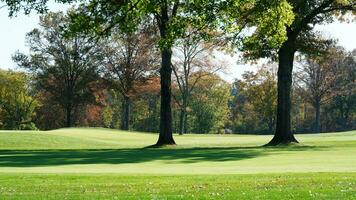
left=323, top=49, right=356, bottom=131
left=189, top=73, right=231, bottom=134
left=13, top=12, right=101, bottom=127
left=132, top=76, right=161, bottom=133
left=232, top=0, right=356, bottom=145
left=102, top=25, right=158, bottom=130
left=66, top=0, right=220, bottom=146
left=172, top=31, right=223, bottom=135
left=1, top=0, right=52, bottom=16
left=295, top=47, right=345, bottom=132
left=240, top=66, right=278, bottom=133
left=0, top=70, right=38, bottom=130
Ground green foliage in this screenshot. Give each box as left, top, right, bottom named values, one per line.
left=1, top=0, right=49, bottom=16
left=65, top=0, right=224, bottom=50
left=0, top=70, right=38, bottom=130
left=231, top=66, right=277, bottom=134
left=13, top=11, right=102, bottom=127
left=238, top=0, right=356, bottom=60
left=131, top=95, right=160, bottom=133
left=189, top=74, right=231, bottom=133
left=221, top=0, right=294, bottom=59
left=240, top=0, right=295, bottom=59
left=98, top=90, right=121, bottom=129
left=101, top=106, right=114, bottom=128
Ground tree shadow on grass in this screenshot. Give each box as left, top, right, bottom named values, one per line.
left=0, top=145, right=327, bottom=167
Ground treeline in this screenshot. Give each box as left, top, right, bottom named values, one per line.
left=0, top=12, right=354, bottom=134
left=231, top=50, right=356, bottom=134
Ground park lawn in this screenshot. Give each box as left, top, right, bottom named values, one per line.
left=0, top=173, right=355, bottom=199
left=0, top=128, right=355, bottom=199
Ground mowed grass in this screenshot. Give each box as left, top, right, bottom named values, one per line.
left=0, top=128, right=355, bottom=199
left=1, top=173, right=355, bottom=199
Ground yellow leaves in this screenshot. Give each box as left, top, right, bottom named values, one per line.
left=255, top=0, right=294, bottom=46
left=0, top=70, right=38, bottom=129
left=335, top=0, right=352, bottom=5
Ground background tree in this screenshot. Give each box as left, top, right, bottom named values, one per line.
left=131, top=76, right=161, bottom=133
left=187, top=73, right=231, bottom=134
left=295, top=47, right=345, bottom=132
left=322, top=48, right=356, bottom=131
left=0, top=70, right=38, bottom=130
left=13, top=12, right=102, bottom=127
left=102, top=25, right=158, bottom=130
left=240, top=66, right=278, bottom=133
left=172, top=32, right=224, bottom=135
left=230, top=65, right=277, bottom=134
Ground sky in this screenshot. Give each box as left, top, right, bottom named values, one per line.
left=0, top=3, right=355, bottom=82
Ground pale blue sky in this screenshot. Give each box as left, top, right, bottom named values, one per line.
left=0, top=3, right=355, bottom=82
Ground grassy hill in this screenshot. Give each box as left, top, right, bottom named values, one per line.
left=0, top=128, right=355, bottom=199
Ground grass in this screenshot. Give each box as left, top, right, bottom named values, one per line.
left=0, top=128, right=355, bottom=199
left=1, top=173, right=355, bottom=199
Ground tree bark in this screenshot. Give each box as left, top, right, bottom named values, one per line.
left=266, top=40, right=299, bottom=146
left=120, top=95, right=130, bottom=130
left=156, top=48, right=176, bottom=145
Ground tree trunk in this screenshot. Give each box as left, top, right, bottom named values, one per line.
left=268, top=118, right=274, bottom=134
left=178, top=108, right=186, bottom=135
left=120, top=96, right=130, bottom=130
left=314, top=100, right=321, bottom=133
left=66, top=105, right=72, bottom=127
left=156, top=48, right=176, bottom=145
left=266, top=41, right=298, bottom=146
left=148, top=96, right=159, bottom=132
left=178, top=94, right=188, bottom=135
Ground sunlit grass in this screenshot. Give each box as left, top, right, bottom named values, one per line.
left=1, top=173, right=355, bottom=199
left=0, top=128, right=355, bottom=199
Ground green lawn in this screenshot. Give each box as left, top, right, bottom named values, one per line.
left=0, top=128, right=355, bottom=199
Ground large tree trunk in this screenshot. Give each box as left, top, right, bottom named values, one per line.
left=156, top=48, right=176, bottom=145
left=120, top=95, right=130, bottom=130
left=314, top=100, right=321, bottom=133
left=266, top=41, right=299, bottom=146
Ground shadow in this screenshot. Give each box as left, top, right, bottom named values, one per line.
left=0, top=145, right=327, bottom=167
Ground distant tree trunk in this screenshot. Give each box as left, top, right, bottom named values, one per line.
left=178, top=95, right=188, bottom=135
left=178, top=108, right=186, bottom=135
left=266, top=39, right=299, bottom=146
left=120, top=95, right=130, bottom=130
left=184, top=113, right=188, bottom=133
left=66, top=105, right=72, bottom=127
left=148, top=96, right=159, bottom=132
left=156, top=48, right=176, bottom=145
left=314, top=100, right=321, bottom=133
left=268, top=118, right=274, bottom=134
